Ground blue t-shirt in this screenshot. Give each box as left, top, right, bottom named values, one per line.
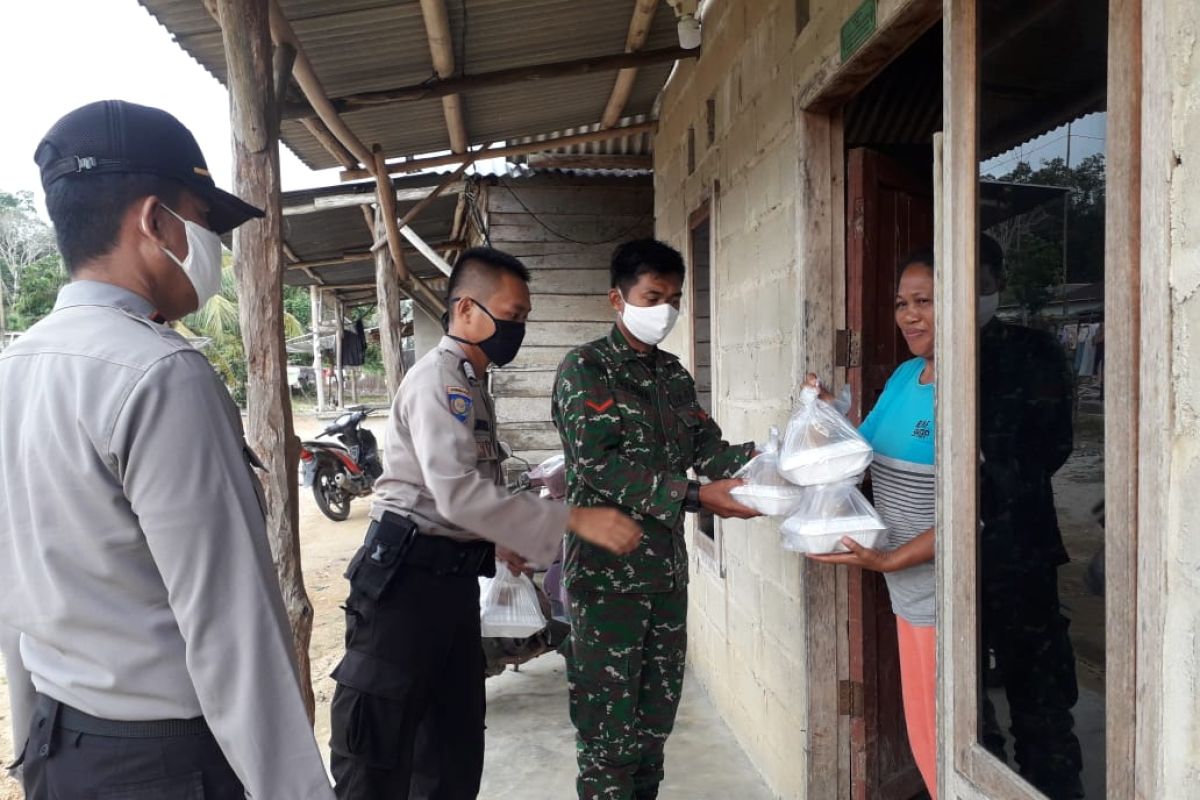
left=860, top=358, right=936, bottom=626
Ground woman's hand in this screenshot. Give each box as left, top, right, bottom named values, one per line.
left=804, top=372, right=836, bottom=405
left=806, top=537, right=896, bottom=572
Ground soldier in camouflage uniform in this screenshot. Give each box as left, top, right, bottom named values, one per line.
left=552, top=239, right=759, bottom=800
left=977, top=235, right=1083, bottom=799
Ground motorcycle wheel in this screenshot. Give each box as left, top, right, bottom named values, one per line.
left=313, top=465, right=352, bottom=521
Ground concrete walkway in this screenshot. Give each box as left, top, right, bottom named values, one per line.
left=480, top=653, right=774, bottom=800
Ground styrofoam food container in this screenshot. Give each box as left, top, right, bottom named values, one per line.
left=480, top=621, right=547, bottom=638
left=779, top=515, right=888, bottom=555
left=730, top=484, right=807, bottom=517
left=778, top=440, right=873, bottom=486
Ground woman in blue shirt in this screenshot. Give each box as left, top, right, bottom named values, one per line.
left=810, top=251, right=938, bottom=798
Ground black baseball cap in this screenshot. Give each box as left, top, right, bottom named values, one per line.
left=34, top=100, right=264, bottom=234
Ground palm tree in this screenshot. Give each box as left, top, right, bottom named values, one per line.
left=173, top=259, right=304, bottom=401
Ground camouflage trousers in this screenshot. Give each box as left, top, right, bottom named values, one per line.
left=566, top=588, right=687, bottom=800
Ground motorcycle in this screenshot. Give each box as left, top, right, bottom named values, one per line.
left=482, top=451, right=572, bottom=677
left=299, top=406, right=383, bottom=521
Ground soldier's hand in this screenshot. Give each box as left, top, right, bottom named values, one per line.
left=568, top=507, right=643, bottom=555
left=699, top=479, right=762, bottom=519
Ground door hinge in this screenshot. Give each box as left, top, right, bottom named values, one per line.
left=838, top=679, right=865, bottom=717
left=834, top=329, right=862, bottom=368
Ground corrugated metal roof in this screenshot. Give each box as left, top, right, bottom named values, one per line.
left=138, top=0, right=681, bottom=171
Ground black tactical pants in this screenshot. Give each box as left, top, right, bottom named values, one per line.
left=17, top=694, right=243, bottom=800
left=981, top=563, right=1083, bottom=799
left=330, top=519, right=494, bottom=800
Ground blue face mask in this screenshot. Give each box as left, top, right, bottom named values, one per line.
left=445, top=298, right=526, bottom=367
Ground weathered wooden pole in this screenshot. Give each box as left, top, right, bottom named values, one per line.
left=216, top=0, right=316, bottom=720
left=334, top=298, right=345, bottom=408
left=373, top=205, right=407, bottom=398
left=310, top=285, right=325, bottom=412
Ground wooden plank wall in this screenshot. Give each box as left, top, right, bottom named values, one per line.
left=481, top=173, right=654, bottom=464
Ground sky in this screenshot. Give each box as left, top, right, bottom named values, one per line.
left=981, top=111, right=1107, bottom=178
left=0, top=0, right=342, bottom=219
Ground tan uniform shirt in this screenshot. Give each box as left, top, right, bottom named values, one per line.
left=0, top=281, right=333, bottom=800
left=370, top=336, right=568, bottom=566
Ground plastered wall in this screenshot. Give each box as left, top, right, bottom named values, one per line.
left=653, top=1, right=868, bottom=795
left=1159, top=0, right=1200, bottom=792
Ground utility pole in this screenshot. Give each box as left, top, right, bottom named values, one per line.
left=1061, top=121, right=1072, bottom=321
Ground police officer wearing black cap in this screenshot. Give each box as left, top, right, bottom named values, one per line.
left=0, top=101, right=335, bottom=799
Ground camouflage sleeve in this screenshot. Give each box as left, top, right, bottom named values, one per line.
left=553, top=352, right=690, bottom=524
left=691, top=379, right=753, bottom=479
left=690, top=401, right=755, bottom=480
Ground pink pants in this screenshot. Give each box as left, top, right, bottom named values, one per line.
left=897, top=616, right=938, bottom=799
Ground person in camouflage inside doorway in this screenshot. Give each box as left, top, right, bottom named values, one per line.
left=552, top=239, right=761, bottom=800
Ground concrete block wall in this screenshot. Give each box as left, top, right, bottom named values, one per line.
left=1160, top=0, right=1200, bottom=793
left=654, top=0, right=865, bottom=795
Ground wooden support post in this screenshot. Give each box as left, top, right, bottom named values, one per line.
left=334, top=299, right=345, bottom=409
left=310, top=285, right=325, bottom=411
left=373, top=205, right=408, bottom=398
left=216, top=0, right=315, bottom=719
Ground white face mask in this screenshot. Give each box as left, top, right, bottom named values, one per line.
left=978, top=292, right=1000, bottom=327
left=159, top=205, right=224, bottom=311
left=620, top=292, right=680, bottom=346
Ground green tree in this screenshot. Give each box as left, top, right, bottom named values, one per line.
left=1, top=190, right=60, bottom=338
left=983, top=153, right=1107, bottom=316
left=174, top=256, right=304, bottom=407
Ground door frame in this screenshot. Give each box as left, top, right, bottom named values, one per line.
left=790, top=2, right=944, bottom=798
left=937, top=0, right=1145, bottom=798
left=794, top=0, right=1149, bottom=797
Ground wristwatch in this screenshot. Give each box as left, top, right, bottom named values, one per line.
left=683, top=480, right=702, bottom=513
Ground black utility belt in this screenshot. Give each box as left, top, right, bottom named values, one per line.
left=38, top=694, right=209, bottom=739
left=346, top=512, right=496, bottom=601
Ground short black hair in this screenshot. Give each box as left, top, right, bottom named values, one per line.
left=45, top=173, right=183, bottom=273
left=446, top=246, right=531, bottom=316
left=980, top=234, right=1005, bottom=281
left=610, top=238, right=686, bottom=294
left=899, top=248, right=934, bottom=273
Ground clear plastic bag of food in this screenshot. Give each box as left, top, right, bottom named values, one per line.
left=729, top=427, right=806, bottom=516
left=778, top=386, right=873, bottom=485
left=779, top=480, right=888, bottom=554
left=479, top=561, right=547, bottom=638
left=527, top=453, right=567, bottom=500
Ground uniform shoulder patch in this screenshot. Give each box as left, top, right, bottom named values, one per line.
left=446, top=385, right=472, bottom=423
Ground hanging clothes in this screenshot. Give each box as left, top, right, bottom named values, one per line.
left=342, top=322, right=365, bottom=367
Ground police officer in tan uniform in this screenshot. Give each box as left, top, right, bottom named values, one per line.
left=329, top=247, right=641, bottom=799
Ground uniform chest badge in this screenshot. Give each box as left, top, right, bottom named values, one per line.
left=446, top=385, right=472, bottom=423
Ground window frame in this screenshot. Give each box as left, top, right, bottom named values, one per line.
left=936, top=1, right=1143, bottom=797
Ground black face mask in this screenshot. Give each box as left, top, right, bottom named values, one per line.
left=446, top=298, right=526, bottom=367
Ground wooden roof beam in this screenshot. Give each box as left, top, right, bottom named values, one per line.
left=600, top=0, right=659, bottom=129
left=282, top=47, right=694, bottom=119
left=418, top=0, right=469, bottom=155
left=341, top=122, right=656, bottom=180
left=265, top=0, right=376, bottom=169
left=281, top=182, right=464, bottom=215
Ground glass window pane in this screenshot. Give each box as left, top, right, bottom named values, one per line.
left=976, top=3, right=1108, bottom=797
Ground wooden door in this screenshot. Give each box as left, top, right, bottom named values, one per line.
left=844, top=147, right=934, bottom=800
